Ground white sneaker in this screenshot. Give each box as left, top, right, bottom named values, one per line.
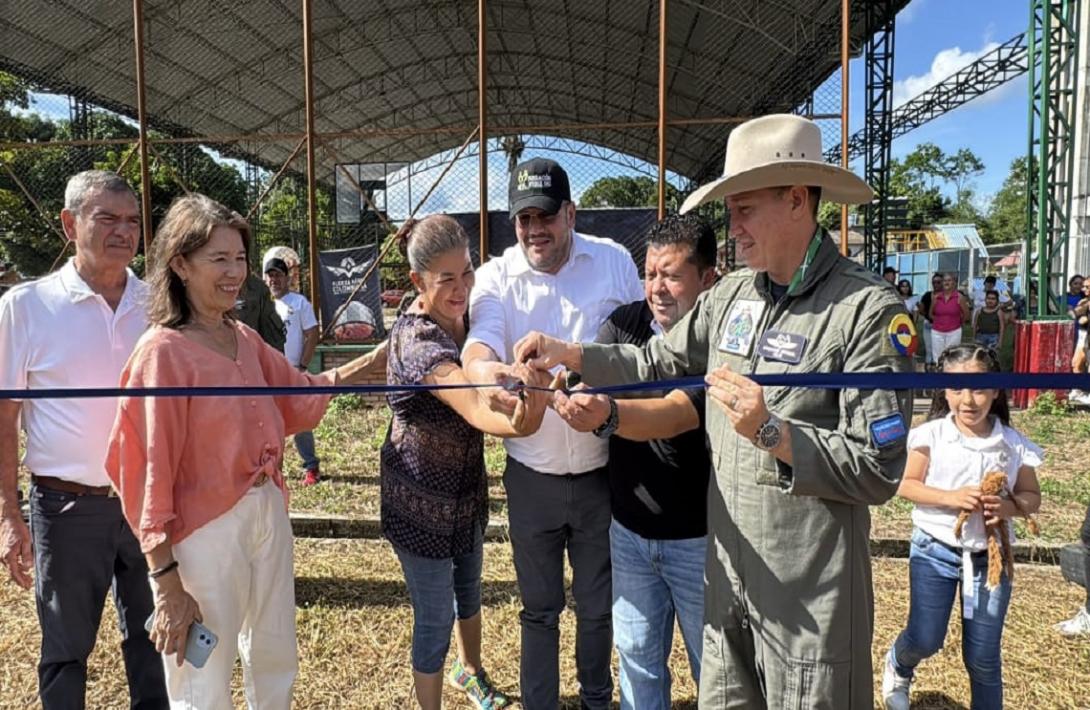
left=882, top=651, right=912, bottom=710
left=1054, top=607, right=1090, bottom=637
left=1075, top=392, right=1090, bottom=406
left=1069, top=389, right=1085, bottom=400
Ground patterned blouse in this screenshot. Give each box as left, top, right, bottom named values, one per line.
left=380, top=313, right=487, bottom=558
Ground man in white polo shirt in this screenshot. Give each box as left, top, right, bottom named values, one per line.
left=463, top=158, right=644, bottom=709
left=264, top=256, right=323, bottom=486
left=0, top=171, right=166, bottom=708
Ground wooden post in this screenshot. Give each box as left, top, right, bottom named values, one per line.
left=302, top=0, right=321, bottom=315
left=657, top=0, right=668, bottom=220
left=477, top=0, right=489, bottom=264
left=839, top=0, right=850, bottom=256
left=132, top=0, right=153, bottom=253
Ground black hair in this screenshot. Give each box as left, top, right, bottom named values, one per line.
left=927, top=344, right=1010, bottom=426
left=884, top=266, right=897, bottom=275
left=897, top=279, right=912, bottom=295
left=984, top=275, right=997, bottom=284
left=1071, top=274, right=1085, bottom=287
left=984, top=289, right=999, bottom=300
left=646, top=212, right=717, bottom=271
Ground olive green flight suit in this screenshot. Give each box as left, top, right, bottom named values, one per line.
left=582, top=234, right=914, bottom=709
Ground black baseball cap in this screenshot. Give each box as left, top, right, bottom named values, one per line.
left=264, top=257, right=289, bottom=275
left=508, top=158, right=571, bottom=219
left=883, top=266, right=897, bottom=275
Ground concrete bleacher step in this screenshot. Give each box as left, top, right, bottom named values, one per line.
left=288, top=513, right=1069, bottom=566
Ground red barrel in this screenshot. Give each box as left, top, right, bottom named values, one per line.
left=1012, top=320, right=1076, bottom=407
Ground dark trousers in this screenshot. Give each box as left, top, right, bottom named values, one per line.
left=30, top=483, right=168, bottom=710
left=503, top=457, right=613, bottom=710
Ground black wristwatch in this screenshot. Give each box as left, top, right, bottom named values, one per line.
left=592, top=396, right=619, bottom=439
left=753, top=413, right=783, bottom=451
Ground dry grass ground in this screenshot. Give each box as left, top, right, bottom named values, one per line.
left=0, top=539, right=1087, bottom=709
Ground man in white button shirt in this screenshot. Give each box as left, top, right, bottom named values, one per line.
left=463, top=158, right=644, bottom=709
left=0, top=171, right=167, bottom=708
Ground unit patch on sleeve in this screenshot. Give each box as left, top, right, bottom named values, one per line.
left=885, top=313, right=919, bottom=358
left=870, top=413, right=907, bottom=448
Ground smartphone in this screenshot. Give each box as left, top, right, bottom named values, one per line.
left=145, top=614, right=219, bottom=669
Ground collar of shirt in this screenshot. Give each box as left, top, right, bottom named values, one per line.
left=938, top=413, right=1007, bottom=452
left=506, top=230, right=592, bottom=277
left=58, top=258, right=143, bottom=313
left=755, top=227, right=836, bottom=301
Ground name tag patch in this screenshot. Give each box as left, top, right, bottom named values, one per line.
left=756, top=330, right=807, bottom=364
left=717, top=299, right=766, bottom=356
left=870, top=413, right=907, bottom=448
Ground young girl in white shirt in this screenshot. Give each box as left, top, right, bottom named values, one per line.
left=881, top=344, right=1042, bottom=710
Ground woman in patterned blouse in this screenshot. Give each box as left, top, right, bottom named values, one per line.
left=383, top=215, right=549, bottom=710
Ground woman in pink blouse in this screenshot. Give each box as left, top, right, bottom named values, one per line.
left=928, top=272, right=970, bottom=362
left=106, top=194, right=383, bottom=708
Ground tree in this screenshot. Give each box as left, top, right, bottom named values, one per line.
left=945, top=147, right=985, bottom=207
left=578, top=175, right=681, bottom=209
left=889, top=154, right=948, bottom=227
left=500, top=135, right=526, bottom=174
left=0, top=71, right=250, bottom=277
left=987, top=156, right=1030, bottom=244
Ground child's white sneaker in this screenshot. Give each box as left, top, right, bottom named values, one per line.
left=882, top=651, right=912, bottom=710
left=1054, top=607, right=1090, bottom=637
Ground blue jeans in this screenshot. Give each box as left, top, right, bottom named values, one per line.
left=975, top=333, right=1000, bottom=351
left=394, top=530, right=484, bottom=674
left=293, top=430, right=319, bottom=470
left=890, top=529, right=1011, bottom=709
left=610, top=519, right=705, bottom=710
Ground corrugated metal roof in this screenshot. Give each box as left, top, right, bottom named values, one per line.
left=0, top=0, right=908, bottom=181
left=936, top=223, right=988, bottom=256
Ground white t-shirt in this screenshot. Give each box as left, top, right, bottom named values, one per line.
left=465, top=231, right=644, bottom=475
left=273, top=291, right=318, bottom=367
left=908, top=414, right=1043, bottom=551
left=0, top=260, right=148, bottom=486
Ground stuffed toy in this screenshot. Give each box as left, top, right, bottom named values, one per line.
left=953, top=470, right=1040, bottom=590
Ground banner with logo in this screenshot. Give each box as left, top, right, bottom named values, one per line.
left=316, top=245, right=386, bottom=341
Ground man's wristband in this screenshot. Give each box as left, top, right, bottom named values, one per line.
left=148, top=560, right=179, bottom=580
left=592, top=396, right=619, bottom=439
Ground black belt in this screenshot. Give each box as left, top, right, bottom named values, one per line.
left=32, top=474, right=117, bottom=498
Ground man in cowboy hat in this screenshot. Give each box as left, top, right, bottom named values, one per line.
left=514, top=114, right=915, bottom=708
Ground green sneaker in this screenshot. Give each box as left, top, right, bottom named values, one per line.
left=448, top=659, right=510, bottom=709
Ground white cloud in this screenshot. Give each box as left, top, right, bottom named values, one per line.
left=893, top=42, right=1000, bottom=107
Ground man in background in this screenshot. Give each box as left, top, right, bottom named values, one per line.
left=265, top=257, right=323, bottom=486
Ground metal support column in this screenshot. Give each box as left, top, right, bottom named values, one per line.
left=1025, top=0, right=1082, bottom=319
left=302, top=0, right=321, bottom=314
left=839, top=0, right=850, bottom=255
left=863, top=0, right=896, bottom=273
left=132, top=0, right=153, bottom=254
left=657, top=0, right=668, bottom=220
left=477, top=0, right=489, bottom=264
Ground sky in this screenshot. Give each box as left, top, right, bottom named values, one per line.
left=14, top=0, right=1033, bottom=216
left=863, top=0, right=1031, bottom=203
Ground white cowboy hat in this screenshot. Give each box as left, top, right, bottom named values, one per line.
left=680, top=114, right=873, bottom=214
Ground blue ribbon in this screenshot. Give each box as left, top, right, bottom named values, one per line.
left=2, top=372, right=1087, bottom=400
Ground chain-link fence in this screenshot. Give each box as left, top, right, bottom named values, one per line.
left=1, top=0, right=864, bottom=325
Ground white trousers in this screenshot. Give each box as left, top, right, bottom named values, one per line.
left=930, top=328, right=963, bottom=363
left=160, top=483, right=297, bottom=710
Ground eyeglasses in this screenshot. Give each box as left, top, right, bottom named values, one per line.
left=514, top=211, right=563, bottom=230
